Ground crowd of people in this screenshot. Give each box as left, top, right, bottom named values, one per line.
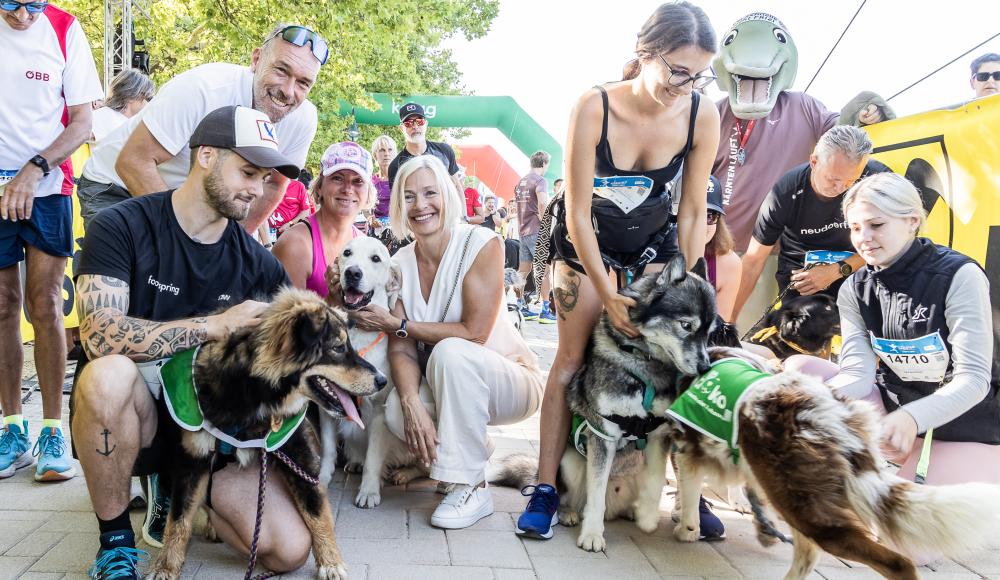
left=1, top=0, right=999, bottom=578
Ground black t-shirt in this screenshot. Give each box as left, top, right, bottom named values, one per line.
left=387, top=140, right=459, bottom=187
left=76, top=191, right=289, bottom=323
left=752, top=160, right=892, bottom=280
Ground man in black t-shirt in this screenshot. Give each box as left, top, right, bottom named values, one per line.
left=70, top=106, right=312, bottom=579
left=387, top=102, right=461, bottom=190
left=733, top=125, right=891, bottom=321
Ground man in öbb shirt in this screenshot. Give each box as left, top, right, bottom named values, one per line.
left=0, top=0, right=103, bottom=483
left=78, top=23, right=324, bottom=232
left=732, top=125, right=891, bottom=321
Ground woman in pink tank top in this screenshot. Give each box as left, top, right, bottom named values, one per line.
left=273, top=142, right=373, bottom=297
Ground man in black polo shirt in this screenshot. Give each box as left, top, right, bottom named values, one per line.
left=733, top=125, right=891, bottom=321
left=387, top=102, right=461, bottom=191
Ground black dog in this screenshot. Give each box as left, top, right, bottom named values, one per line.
left=749, top=294, right=841, bottom=359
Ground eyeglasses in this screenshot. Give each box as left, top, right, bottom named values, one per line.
left=402, top=117, right=426, bottom=128
left=658, top=55, right=717, bottom=90
left=0, top=1, right=48, bottom=13
left=707, top=211, right=720, bottom=225
left=974, top=71, right=1000, bottom=82
left=266, top=25, right=328, bottom=65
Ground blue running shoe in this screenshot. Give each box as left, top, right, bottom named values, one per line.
left=141, top=474, right=170, bottom=548
left=520, top=305, right=539, bottom=320
left=698, top=495, right=726, bottom=541
left=34, top=426, right=76, bottom=481
left=89, top=530, right=147, bottom=579
left=0, top=421, right=33, bottom=479
left=516, top=484, right=559, bottom=539
left=537, top=306, right=557, bottom=324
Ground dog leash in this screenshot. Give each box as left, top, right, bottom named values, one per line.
left=245, top=449, right=320, bottom=580
left=746, top=487, right=793, bottom=544
left=740, top=264, right=817, bottom=342
left=357, top=332, right=387, bottom=358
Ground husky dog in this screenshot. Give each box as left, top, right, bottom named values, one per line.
left=148, top=288, right=386, bottom=580
left=748, top=294, right=841, bottom=360
left=670, top=347, right=1000, bottom=580
left=494, top=256, right=717, bottom=551
left=323, top=237, right=427, bottom=507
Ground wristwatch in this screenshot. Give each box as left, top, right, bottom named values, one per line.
left=395, top=318, right=409, bottom=338
left=836, top=260, right=853, bottom=278
left=28, top=155, right=51, bottom=177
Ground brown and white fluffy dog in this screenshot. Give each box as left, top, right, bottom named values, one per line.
left=670, top=347, right=1000, bottom=580
left=148, top=288, right=386, bottom=580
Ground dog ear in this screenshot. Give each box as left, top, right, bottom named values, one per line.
left=656, top=254, right=688, bottom=287
left=386, top=261, right=402, bottom=303
left=690, top=257, right=708, bottom=280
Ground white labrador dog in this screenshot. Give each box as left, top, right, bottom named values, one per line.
left=321, top=237, right=426, bottom=507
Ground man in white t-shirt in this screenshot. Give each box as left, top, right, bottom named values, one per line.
left=0, top=0, right=103, bottom=483
left=78, top=23, right=324, bottom=231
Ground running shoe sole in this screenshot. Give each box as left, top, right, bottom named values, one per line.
left=537, top=317, right=556, bottom=324
left=35, top=464, right=76, bottom=482
left=0, top=453, right=35, bottom=479
left=142, top=476, right=166, bottom=549
left=515, top=512, right=559, bottom=539
left=430, top=495, right=495, bottom=529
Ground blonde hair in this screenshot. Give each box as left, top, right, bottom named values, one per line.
left=843, top=173, right=927, bottom=232
left=309, top=172, right=376, bottom=212
left=370, top=134, right=397, bottom=157
left=389, top=156, right=463, bottom=239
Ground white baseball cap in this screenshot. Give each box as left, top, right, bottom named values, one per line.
left=188, top=106, right=299, bottom=178
left=319, top=141, right=374, bottom=187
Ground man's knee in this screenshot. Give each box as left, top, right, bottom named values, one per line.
left=24, top=282, right=64, bottom=324
left=74, top=356, right=144, bottom=420
left=0, top=281, right=22, bottom=321
left=262, top=537, right=311, bottom=573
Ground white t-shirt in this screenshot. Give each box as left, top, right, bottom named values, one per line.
left=0, top=6, right=103, bottom=197
left=90, top=106, right=128, bottom=144
left=83, top=63, right=317, bottom=190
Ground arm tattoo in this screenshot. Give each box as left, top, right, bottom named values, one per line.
left=77, top=275, right=208, bottom=362
left=554, top=269, right=581, bottom=321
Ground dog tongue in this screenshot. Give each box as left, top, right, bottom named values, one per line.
left=331, top=382, right=364, bottom=429
left=344, top=290, right=365, bottom=306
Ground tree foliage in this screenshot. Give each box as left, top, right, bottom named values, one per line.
left=60, top=0, right=498, bottom=167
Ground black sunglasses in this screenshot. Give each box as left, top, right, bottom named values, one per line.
left=658, top=55, right=716, bottom=90
left=974, top=71, right=1000, bottom=82
left=267, top=25, right=328, bottom=65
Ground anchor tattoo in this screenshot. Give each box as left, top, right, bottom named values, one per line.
left=96, top=428, right=116, bottom=456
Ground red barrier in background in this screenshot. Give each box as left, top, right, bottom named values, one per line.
left=455, top=144, right=521, bottom=201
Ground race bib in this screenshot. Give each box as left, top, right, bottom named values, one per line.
left=804, top=250, right=854, bottom=265
left=870, top=332, right=949, bottom=383
left=0, top=169, right=18, bottom=187
left=593, top=176, right=654, bottom=214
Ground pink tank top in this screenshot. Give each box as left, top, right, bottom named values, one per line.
left=305, top=213, right=360, bottom=297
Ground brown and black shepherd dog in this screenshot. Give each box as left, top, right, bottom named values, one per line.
left=148, top=288, right=386, bottom=580
left=671, top=347, right=1000, bottom=580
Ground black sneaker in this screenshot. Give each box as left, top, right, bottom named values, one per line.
left=141, top=474, right=170, bottom=548
left=89, top=530, right=147, bottom=579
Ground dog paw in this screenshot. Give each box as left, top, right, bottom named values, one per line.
left=316, top=563, right=348, bottom=580
left=388, top=466, right=424, bottom=486
left=146, top=568, right=179, bottom=580
left=558, top=508, right=580, bottom=527
left=635, top=511, right=659, bottom=534
left=344, top=462, right=363, bottom=474
left=354, top=490, right=382, bottom=509
left=576, top=530, right=607, bottom=552
left=728, top=486, right=753, bottom=515
left=673, top=523, right=700, bottom=543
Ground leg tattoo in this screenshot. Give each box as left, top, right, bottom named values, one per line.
left=555, top=269, right=580, bottom=321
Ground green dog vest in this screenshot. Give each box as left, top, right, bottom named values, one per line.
left=667, top=358, right=772, bottom=464
left=159, top=347, right=306, bottom=452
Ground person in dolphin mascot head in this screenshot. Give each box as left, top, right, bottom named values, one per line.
left=709, top=12, right=893, bottom=253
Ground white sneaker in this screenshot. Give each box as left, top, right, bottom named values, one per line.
left=430, top=483, right=494, bottom=529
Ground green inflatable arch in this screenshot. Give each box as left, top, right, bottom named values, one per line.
left=336, top=94, right=562, bottom=184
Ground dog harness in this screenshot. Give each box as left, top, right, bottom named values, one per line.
left=570, top=367, right=666, bottom=455
left=159, top=347, right=306, bottom=453
left=667, top=358, right=772, bottom=464
left=750, top=325, right=815, bottom=356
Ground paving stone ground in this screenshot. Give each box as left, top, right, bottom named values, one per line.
left=4, top=327, right=1000, bottom=579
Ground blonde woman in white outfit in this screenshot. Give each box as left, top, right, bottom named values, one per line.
left=349, top=155, right=544, bottom=529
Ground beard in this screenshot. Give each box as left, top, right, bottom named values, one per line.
left=252, top=81, right=293, bottom=124
left=203, top=159, right=251, bottom=221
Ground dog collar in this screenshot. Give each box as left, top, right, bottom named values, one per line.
left=751, top=325, right=823, bottom=357
left=159, top=347, right=307, bottom=452
left=667, top=357, right=771, bottom=464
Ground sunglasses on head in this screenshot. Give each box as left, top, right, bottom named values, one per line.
left=707, top=211, right=720, bottom=225
left=974, top=71, right=1000, bottom=82
left=267, top=25, right=328, bottom=65
left=402, top=117, right=426, bottom=128
left=1, top=0, right=48, bottom=13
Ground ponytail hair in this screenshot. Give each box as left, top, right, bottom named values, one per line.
left=623, top=1, right=716, bottom=81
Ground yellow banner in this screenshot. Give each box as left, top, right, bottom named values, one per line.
left=19, top=145, right=89, bottom=342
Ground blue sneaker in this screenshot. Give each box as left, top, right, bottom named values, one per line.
left=520, top=305, right=539, bottom=320
left=516, top=484, right=559, bottom=539
left=141, top=474, right=170, bottom=548
left=699, top=495, right=726, bottom=541
left=34, top=426, right=76, bottom=481
left=89, top=530, right=147, bottom=579
left=0, top=421, right=34, bottom=479
left=537, top=306, right=557, bottom=324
